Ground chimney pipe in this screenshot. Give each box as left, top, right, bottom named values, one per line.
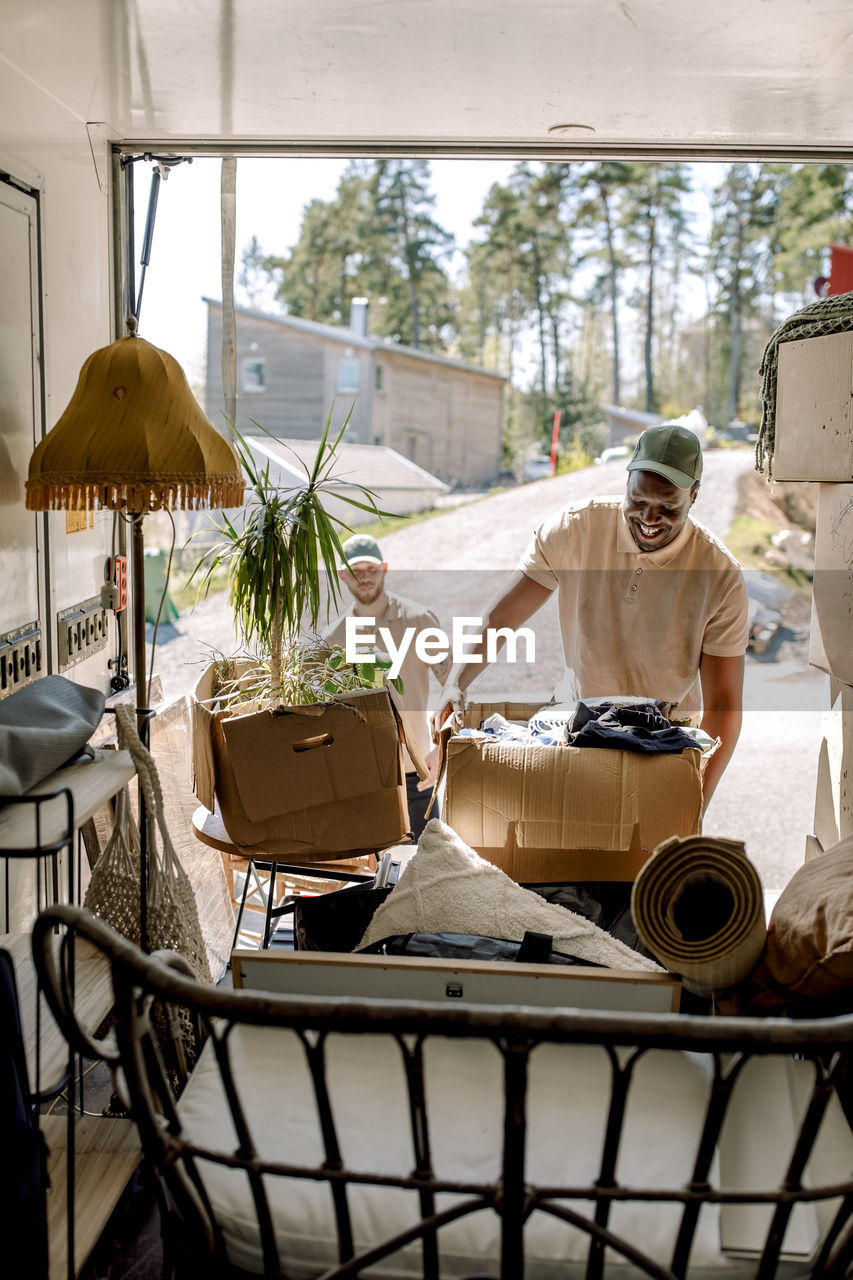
left=350, top=297, right=368, bottom=337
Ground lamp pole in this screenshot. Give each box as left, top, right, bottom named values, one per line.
left=131, top=514, right=148, bottom=710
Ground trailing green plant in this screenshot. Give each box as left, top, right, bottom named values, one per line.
left=191, top=408, right=395, bottom=700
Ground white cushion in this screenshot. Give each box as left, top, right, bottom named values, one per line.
left=358, top=819, right=661, bottom=972
left=179, top=1023, right=795, bottom=1278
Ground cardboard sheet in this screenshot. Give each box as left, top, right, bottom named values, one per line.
left=774, top=332, right=853, bottom=481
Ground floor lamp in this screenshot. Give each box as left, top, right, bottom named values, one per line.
left=25, top=317, right=244, bottom=943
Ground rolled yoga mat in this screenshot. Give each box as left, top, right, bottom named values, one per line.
left=631, top=835, right=766, bottom=995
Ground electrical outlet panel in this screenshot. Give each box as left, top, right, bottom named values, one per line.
left=0, top=623, right=43, bottom=699
left=57, top=597, right=109, bottom=671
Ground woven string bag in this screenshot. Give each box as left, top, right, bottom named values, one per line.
left=83, top=782, right=142, bottom=945
left=85, top=705, right=212, bottom=984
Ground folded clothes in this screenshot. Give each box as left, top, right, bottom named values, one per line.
left=456, top=698, right=712, bottom=756
left=566, top=700, right=700, bottom=755
left=471, top=711, right=565, bottom=746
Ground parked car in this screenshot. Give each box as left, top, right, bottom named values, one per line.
left=521, top=455, right=554, bottom=481
left=595, top=445, right=630, bottom=466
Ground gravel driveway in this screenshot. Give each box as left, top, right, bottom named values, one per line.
left=154, top=447, right=827, bottom=891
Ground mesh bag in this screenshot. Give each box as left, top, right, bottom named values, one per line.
left=83, top=784, right=142, bottom=944
left=85, top=706, right=212, bottom=985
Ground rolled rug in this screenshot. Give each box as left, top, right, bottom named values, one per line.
left=631, top=835, right=766, bottom=995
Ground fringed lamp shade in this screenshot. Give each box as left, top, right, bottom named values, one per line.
left=26, top=331, right=244, bottom=513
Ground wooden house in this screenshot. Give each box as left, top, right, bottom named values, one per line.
left=204, top=299, right=505, bottom=488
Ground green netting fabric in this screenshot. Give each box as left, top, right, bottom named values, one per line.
left=757, top=290, right=853, bottom=477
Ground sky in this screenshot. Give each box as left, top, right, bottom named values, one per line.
left=135, top=157, right=725, bottom=399
left=135, top=156, right=517, bottom=391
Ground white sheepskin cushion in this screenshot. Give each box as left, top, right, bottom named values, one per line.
left=358, top=818, right=661, bottom=972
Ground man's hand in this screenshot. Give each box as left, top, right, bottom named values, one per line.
left=431, top=685, right=466, bottom=741
left=429, top=573, right=553, bottom=742
left=416, top=745, right=441, bottom=792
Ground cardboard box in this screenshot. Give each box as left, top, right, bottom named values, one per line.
left=813, top=678, right=853, bottom=852
left=809, top=483, right=853, bottom=684
left=191, top=662, right=418, bottom=860
left=774, top=332, right=853, bottom=481
left=443, top=700, right=703, bottom=882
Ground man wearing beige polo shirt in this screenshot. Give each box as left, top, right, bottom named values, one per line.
left=324, top=533, right=448, bottom=840
left=433, top=423, right=748, bottom=812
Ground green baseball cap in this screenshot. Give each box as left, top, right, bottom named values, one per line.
left=340, top=532, right=384, bottom=568
left=626, top=423, right=703, bottom=489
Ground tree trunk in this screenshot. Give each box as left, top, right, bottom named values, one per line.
left=549, top=308, right=560, bottom=392
left=270, top=611, right=283, bottom=702
left=535, top=272, right=548, bottom=396
left=644, top=210, right=657, bottom=414
left=399, top=207, right=421, bottom=349
left=600, top=187, right=621, bottom=404
left=727, top=215, right=746, bottom=425
left=727, top=270, right=743, bottom=425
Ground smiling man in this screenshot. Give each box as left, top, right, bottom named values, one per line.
left=433, top=424, right=749, bottom=811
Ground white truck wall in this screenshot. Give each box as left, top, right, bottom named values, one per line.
left=0, top=50, right=116, bottom=695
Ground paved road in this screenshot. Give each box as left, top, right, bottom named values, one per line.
left=155, top=447, right=828, bottom=891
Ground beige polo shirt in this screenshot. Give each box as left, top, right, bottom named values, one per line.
left=322, top=592, right=440, bottom=772
left=519, top=497, right=749, bottom=724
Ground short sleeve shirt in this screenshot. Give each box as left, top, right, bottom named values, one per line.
left=518, top=497, right=749, bottom=723
left=322, top=592, right=441, bottom=771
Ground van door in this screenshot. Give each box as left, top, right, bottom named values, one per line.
left=0, top=175, right=46, bottom=696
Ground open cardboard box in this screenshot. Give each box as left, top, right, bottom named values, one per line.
left=191, top=661, right=427, bottom=860
left=441, top=699, right=704, bottom=882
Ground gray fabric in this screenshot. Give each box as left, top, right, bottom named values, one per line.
left=0, top=676, right=105, bottom=796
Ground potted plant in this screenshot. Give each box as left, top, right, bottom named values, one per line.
left=189, top=412, right=415, bottom=861
left=191, top=410, right=393, bottom=703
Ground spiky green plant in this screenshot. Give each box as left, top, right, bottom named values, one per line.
left=191, top=408, right=392, bottom=700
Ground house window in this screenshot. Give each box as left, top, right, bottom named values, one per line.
left=338, top=357, right=360, bottom=393
left=375, top=363, right=386, bottom=393
left=242, top=358, right=266, bottom=391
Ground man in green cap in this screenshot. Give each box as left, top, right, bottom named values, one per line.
left=432, top=423, right=749, bottom=812
left=323, top=532, right=448, bottom=841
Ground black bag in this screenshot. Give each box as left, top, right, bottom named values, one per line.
left=293, top=883, right=394, bottom=953
left=359, top=930, right=603, bottom=968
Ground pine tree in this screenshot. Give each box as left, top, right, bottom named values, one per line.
left=620, top=163, right=692, bottom=413
left=359, top=160, right=454, bottom=349
left=575, top=161, right=634, bottom=405
left=263, top=165, right=370, bottom=323
left=707, top=163, right=777, bottom=425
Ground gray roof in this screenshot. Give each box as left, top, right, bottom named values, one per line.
left=204, top=298, right=505, bottom=382
left=248, top=437, right=449, bottom=493
left=601, top=405, right=663, bottom=429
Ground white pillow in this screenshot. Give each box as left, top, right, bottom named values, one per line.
left=359, top=819, right=661, bottom=972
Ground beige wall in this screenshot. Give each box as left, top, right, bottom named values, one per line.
left=207, top=310, right=504, bottom=486
left=205, top=309, right=373, bottom=442
left=376, top=352, right=503, bottom=485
